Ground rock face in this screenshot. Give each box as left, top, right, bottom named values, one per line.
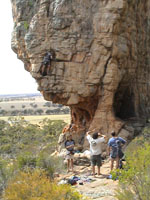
left=11, top=0, right=150, bottom=147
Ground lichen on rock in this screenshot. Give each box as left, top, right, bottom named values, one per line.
left=10, top=0, right=150, bottom=148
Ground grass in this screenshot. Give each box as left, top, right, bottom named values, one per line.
left=0, top=114, right=70, bottom=124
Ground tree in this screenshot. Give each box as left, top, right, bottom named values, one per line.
left=23, top=109, right=34, bottom=115
left=11, top=110, right=20, bottom=116
left=35, top=109, right=43, bottom=115
left=22, top=105, right=26, bottom=108
left=44, top=102, right=51, bottom=107
left=0, top=110, right=6, bottom=115
left=45, top=109, right=52, bottom=114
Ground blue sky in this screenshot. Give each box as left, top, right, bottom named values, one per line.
left=0, top=1, right=39, bottom=94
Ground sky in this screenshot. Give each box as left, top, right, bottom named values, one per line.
left=0, top=1, right=39, bottom=95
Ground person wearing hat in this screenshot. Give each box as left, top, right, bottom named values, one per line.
left=65, top=134, right=75, bottom=173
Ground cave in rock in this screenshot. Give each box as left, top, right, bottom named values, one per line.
left=71, top=107, right=91, bottom=128
left=71, top=97, right=98, bottom=130
left=113, top=85, right=135, bottom=120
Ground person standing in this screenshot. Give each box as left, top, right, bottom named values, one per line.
left=65, top=134, right=75, bottom=173
left=107, top=131, right=126, bottom=172
left=86, top=131, right=106, bottom=177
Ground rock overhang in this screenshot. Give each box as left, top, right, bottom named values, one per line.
left=10, top=0, right=150, bottom=148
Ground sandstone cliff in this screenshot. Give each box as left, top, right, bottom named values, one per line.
left=10, top=0, right=150, bottom=148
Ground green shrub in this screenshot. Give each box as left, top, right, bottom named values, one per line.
left=3, top=169, right=82, bottom=200
left=115, top=141, right=150, bottom=200
left=0, top=117, right=66, bottom=157
left=16, top=152, right=37, bottom=169
left=23, top=21, right=29, bottom=30
left=0, top=158, right=14, bottom=194
left=0, top=144, right=11, bottom=153
left=14, top=151, right=65, bottom=178
left=0, top=117, right=67, bottom=196
left=36, top=153, right=65, bottom=176
left=28, top=0, right=33, bottom=6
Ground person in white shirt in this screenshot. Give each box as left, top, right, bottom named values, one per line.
left=86, top=131, right=106, bottom=177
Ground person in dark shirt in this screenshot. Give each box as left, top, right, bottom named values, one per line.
left=65, top=134, right=75, bottom=173
left=40, top=52, right=53, bottom=76
left=108, top=131, right=126, bottom=172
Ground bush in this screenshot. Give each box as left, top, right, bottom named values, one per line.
left=14, top=151, right=65, bottom=178
left=115, top=140, right=150, bottom=200
left=23, top=21, right=29, bottom=30
left=3, top=169, right=82, bottom=200
left=0, top=109, right=6, bottom=115
left=0, top=158, right=14, bottom=194
left=0, top=117, right=66, bottom=158
left=35, top=109, right=43, bottom=115
left=36, top=152, right=65, bottom=177
left=0, top=144, right=12, bottom=153
left=44, top=102, right=51, bottom=107
left=46, top=109, right=52, bottom=114
left=0, top=117, right=67, bottom=196
left=16, top=152, right=37, bottom=169
left=41, top=119, right=66, bottom=150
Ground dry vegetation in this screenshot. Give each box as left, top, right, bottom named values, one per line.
left=0, top=95, right=70, bottom=117
left=0, top=114, right=70, bottom=124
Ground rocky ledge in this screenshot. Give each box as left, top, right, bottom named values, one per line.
left=10, top=0, right=150, bottom=148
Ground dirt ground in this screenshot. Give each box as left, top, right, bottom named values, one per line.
left=57, top=160, right=119, bottom=200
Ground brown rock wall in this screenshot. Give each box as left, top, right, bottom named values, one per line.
left=11, top=0, right=150, bottom=148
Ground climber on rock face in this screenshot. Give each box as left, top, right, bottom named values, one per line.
left=40, top=52, right=53, bottom=76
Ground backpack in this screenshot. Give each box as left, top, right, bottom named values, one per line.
left=67, top=179, right=77, bottom=185
left=111, top=138, right=124, bottom=159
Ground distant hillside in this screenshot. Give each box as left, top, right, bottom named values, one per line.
left=0, top=93, right=70, bottom=116
left=0, top=93, right=41, bottom=99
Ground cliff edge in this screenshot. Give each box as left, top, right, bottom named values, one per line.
left=10, top=0, right=150, bottom=147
